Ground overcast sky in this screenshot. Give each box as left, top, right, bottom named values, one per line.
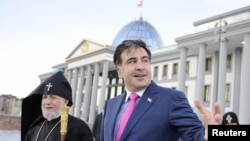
left=0, top=0, right=250, bottom=98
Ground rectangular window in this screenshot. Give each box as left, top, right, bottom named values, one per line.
left=186, top=61, right=190, bottom=75
left=204, top=85, right=210, bottom=102
left=225, top=83, right=231, bottom=102
left=162, top=64, right=168, bottom=77
left=83, top=78, right=86, bottom=85
left=205, top=57, right=212, bottom=72
left=227, top=54, right=232, bottom=71
left=172, top=63, right=178, bottom=76
left=184, top=86, right=188, bottom=95
left=153, top=66, right=158, bottom=78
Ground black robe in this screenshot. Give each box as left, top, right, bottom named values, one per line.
left=25, top=115, right=93, bottom=141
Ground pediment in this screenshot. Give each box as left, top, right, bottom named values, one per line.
left=66, top=38, right=107, bottom=60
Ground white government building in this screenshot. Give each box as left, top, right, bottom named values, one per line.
left=39, top=6, right=250, bottom=125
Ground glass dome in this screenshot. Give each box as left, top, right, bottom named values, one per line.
left=112, top=17, right=164, bottom=50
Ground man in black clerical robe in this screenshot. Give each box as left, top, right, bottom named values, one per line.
left=21, top=71, right=94, bottom=141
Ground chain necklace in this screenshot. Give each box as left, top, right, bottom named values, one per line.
left=35, top=120, right=61, bottom=141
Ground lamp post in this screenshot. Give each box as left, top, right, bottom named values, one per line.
left=215, top=18, right=228, bottom=43
left=214, top=17, right=228, bottom=115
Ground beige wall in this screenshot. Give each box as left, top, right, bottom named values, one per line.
left=0, top=115, right=20, bottom=130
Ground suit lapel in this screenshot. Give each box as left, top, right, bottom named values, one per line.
left=120, top=81, right=159, bottom=140
left=107, top=92, right=126, bottom=139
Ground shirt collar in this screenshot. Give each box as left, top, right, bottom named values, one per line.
left=124, top=88, right=146, bottom=102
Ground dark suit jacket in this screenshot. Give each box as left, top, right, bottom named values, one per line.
left=101, top=81, right=204, bottom=141
left=92, top=112, right=103, bottom=141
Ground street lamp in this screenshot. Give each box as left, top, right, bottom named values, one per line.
left=214, top=17, right=228, bottom=115
left=214, top=18, right=228, bottom=43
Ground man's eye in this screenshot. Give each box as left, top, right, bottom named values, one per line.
left=128, top=60, right=136, bottom=64
left=51, top=96, right=57, bottom=99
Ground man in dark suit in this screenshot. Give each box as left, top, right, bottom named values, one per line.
left=92, top=112, right=103, bottom=141
left=100, top=40, right=220, bottom=141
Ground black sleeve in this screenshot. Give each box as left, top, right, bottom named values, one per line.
left=66, top=116, right=94, bottom=141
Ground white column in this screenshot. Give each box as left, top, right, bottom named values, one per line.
left=82, top=65, right=93, bottom=121
left=217, top=38, right=228, bottom=115
left=70, top=68, right=78, bottom=115
left=178, top=47, right=187, bottom=92
left=98, top=61, right=109, bottom=113
left=239, top=33, right=250, bottom=124
left=89, top=63, right=100, bottom=124
left=212, top=51, right=219, bottom=104
left=195, top=43, right=206, bottom=101
left=66, top=69, right=72, bottom=83
left=74, top=66, right=85, bottom=118
left=233, top=47, right=242, bottom=115
left=66, top=69, right=74, bottom=114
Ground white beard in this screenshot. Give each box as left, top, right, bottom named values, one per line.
left=43, top=110, right=60, bottom=121
left=42, top=99, right=65, bottom=121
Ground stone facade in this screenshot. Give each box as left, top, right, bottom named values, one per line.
left=0, top=94, right=22, bottom=116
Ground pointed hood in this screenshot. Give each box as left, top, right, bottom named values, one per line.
left=21, top=71, right=72, bottom=141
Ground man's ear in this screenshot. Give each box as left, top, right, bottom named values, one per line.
left=116, top=67, right=123, bottom=79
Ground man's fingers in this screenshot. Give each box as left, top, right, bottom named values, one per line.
left=194, top=98, right=208, bottom=114
left=194, top=98, right=202, bottom=109
left=213, top=102, right=220, bottom=116
left=213, top=102, right=221, bottom=123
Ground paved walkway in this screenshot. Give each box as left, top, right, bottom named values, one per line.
left=0, top=130, right=20, bottom=141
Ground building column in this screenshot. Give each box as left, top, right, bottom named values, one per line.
left=89, top=63, right=100, bottom=124
left=82, top=65, right=93, bottom=121
left=178, top=47, right=187, bottom=92
left=212, top=51, right=219, bottom=104
left=233, top=47, right=242, bottom=115
left=66, top=69, right=72, bottom=83
left=98, top=61, right=109, bottom=113
left=66, top=69, right=73, bottom=114
left=74, top=66, right=85, bottom=118
left=239, top=32, right=250, bottom=124
left=217, top=38, right=228, bottom=115
left=70, top=68, right=79, bottom=115
left=195, top=43, right=207, bottom=102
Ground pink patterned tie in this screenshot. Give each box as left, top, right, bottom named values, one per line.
left=115, top=93, right=138, bottom=141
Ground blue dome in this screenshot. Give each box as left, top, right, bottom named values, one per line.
left=112, top=17, right=164, bottom=50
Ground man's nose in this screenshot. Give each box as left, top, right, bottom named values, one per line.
left=44, top=97, right=52, bottom=103
left=135, top=61, right=145, bottom=70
